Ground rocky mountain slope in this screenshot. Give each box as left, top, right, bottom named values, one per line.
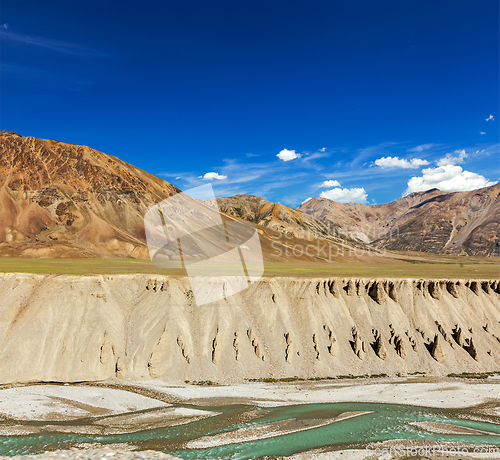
left=215, top=194, right=348, bottom=241
left=217, top=187, right=500, bottom=258
left=0, top=131, right=180, bottom=258
left=298, top=185, right=500, bottom=257
left=0, top=132, right=373, bottom=262
left=0, top=273, right=499, bottom=384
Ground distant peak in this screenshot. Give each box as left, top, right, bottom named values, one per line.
left=406, top=188, right=442, bottom=198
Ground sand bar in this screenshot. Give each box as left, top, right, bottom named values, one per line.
left=128, top=378, right=500, bottom=409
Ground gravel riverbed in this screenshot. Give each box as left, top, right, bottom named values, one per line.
left=0, top=447, right=182, bottom=460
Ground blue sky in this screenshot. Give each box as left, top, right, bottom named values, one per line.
left=1, top=0, right=498, bottom=206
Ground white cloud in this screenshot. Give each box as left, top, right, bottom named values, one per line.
left=319, top=147, right=327, bottom=152
left=320, top=187, right=368, bottom=204
left=277, top=148, right=301, bottom=161
left=480, top=132, right=486, bottom=135
left=486, top=114, right=494, bottom=121
left=302, top=197, right=312, bottom=204
left=374, top=156, right=429, bottom=169
left=0, top=28, right=102, bottom=57
left=201, top=172, right=227, bottom=181
left=320, top=179, right=341, bottom=188
left=405, top=164, right=496, bottom=195
left=436, top=149, right=467, bottom=166
left=407, top=143, right=436, bottom=153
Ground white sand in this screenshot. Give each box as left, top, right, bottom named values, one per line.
left=129, top=378, right=500, bottom=409
left=0, top=385, right=168, bottom=421
left=0, top=447, right=181, bottom=459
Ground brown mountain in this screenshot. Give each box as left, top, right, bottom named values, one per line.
left=298, top=185, right=500, bottom=257
left=215, top=194, right=332, bottom=238
left=0, top=132, right=372, bottom=263
left=0, top=131, right=180, bottom=258
left=214, top=194, right=370, bottom=249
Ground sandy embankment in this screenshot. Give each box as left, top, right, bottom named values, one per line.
left=0, top=385, right=168, bottom=421
left=1, top=273, right=500, bottom=385
left=0, top=384, right=219, bottom=437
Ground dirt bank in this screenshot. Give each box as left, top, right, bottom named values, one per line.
left=0, top=273, right=499, bottom=384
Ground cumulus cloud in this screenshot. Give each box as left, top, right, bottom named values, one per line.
left=277, top=148, right=301, bottom=161
left=200, top=172, right=227, bottom=180
left=405, top=165, right=496, bottom=195
left=486, top=114, right=494, bottom=121
left=320, top=187, right=368, bottom=204
left=319, top=147, right=327, bottom=152
left=302, top=197, right=312, bottom=204
left=320, top=179, right=341, bottom=188
left=436, top=149, right=467, bottom=166
left=480, top=132, right=486, bottom=135
left=374, top=156, right=429, bottom=169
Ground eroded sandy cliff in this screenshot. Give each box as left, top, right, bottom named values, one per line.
left=0, top=274, right=499, bottom=384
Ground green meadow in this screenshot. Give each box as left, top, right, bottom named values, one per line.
left=0, top=256, right=497, bottom=279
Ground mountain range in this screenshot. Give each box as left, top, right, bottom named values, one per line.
left=301, top=185, right=499, bottom=256
left=0, top=131, right=498, bottom=260
left=0, top=131, right=361, bottom=262
left=217, top=183, right=499, bottom=257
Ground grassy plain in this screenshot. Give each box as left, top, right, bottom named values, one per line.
left=0, top=254, right=497, bottom=279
